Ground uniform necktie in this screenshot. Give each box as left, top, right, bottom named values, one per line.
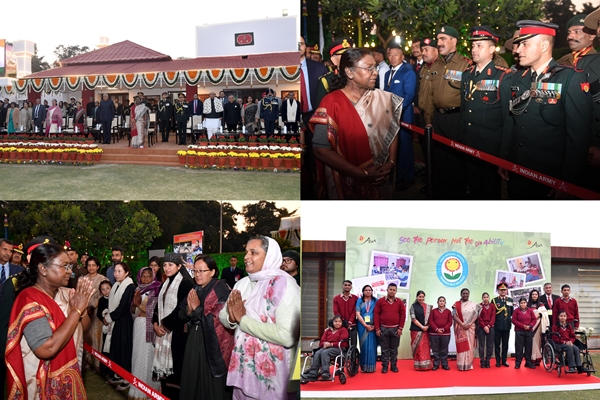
left=531, top=71, right=538, bottom=82
left=475, top=71, right=480, bottom=77
left=1, top=264, right=6, bottom=285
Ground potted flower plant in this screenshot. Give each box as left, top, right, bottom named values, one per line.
left=177, top=150, right=187, bottom=164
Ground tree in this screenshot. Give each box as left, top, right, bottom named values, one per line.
left=544, top=0, right=576, bottom=48
left=580, top=2, right=597, bottom=15
left=2, top=201, right=162, bottom=268
left=241, top=201, right=297, bottom=237
left=53, top=45, right=91, bottom=63
left=322, top=0, right=544, bottom=54
left=31, top=44, right=50, bottom=73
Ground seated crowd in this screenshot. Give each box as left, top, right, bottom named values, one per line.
left=0, top=236, right=300, bottom=400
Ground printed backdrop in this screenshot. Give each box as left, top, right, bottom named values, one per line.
left=346, top=226, right=551, bottom=358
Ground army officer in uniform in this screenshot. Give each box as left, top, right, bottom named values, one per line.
left=498, top=20, right=593, bottom=199
left=158, top=92, right=172, bottom=142
left=422, top=26, right=472, bottom=199
left=314, top=38, right=354, bottom=110
left=174, top=93, right=189, bottom=145
left=492, top=282, right=513, bottom=367
left=460, top=26, right=510, bottom=199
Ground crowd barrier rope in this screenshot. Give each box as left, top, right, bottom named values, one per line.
left=83, top=343, right=169, bottom=400
left=400, top=121, right=600, bottom=200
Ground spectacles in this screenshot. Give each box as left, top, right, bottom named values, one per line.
left=49, top=262, right=74, bottom=272
left=354, top=65, right=378, bottom=75
left=192, top=269, right=211, bottom=274
left=282, top=258, right=294, bottom=264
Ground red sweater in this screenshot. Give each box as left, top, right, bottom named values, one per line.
left=333, top=294, right=358, bottom=325
left=478, top=303, right=496, bottom=328
left=552, top=323, right=576, bottom=345
left=374, top=297, right=406, bottom=330
left=511, top=307, right=537, bottom=331
left=552, top=297, right=579, bottom=328
left=319, top=326, right=349, bottom=348
left=428, top=308, right=452, bottom=335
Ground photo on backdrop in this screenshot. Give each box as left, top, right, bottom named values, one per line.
left=351, top=274, right=388, bottom=299
left=506, top=252, right=545, bottom=284
left=509, top=285, right=543, bottom=303
left=368, top=251, right=413, bottom=290
left=494, top=270, right=526, bottom=294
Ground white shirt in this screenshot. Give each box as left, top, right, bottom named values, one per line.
left=378, top=61, right=390, bottom=90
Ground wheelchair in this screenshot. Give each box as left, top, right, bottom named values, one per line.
left=300, top=335, right=360, bottom=385
left=541, top=328, right=595, bottom=377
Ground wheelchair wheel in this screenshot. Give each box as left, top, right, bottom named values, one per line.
left=542, top=343, right=555, bottom=372
left=345, top=346, right=360, bottom=377
left=339, top=372, right=347, bottom=385
left=557, top=363, right=562, bottom=378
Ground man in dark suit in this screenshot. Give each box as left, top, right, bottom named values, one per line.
left=0, top=239, right=23, bottom=299
left=280, top=92, right=301, bottom=133
left=384, top=42, right=417, bottom=190
left=85, top=96, right=95, bottom=121
left=498, top=20, right=593, bottom=199
left=158, top=92, right=172, bottom=142
left=189, top=93, right=203, bottom=116
left=300, top=36, right=328, bottom=199
left=0, top=98, right=9, bottom=129
left=98, top=94, right=116, bottom=144
left=220, top=256, right=245, bottom=289
left=32, top=98, right=47, bottom=133
left=540, top=282, right=560, bottom=319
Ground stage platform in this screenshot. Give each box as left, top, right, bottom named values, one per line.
left=300, top=359, right=600, bottom=398
left=96, top=136, right=183, bottom=167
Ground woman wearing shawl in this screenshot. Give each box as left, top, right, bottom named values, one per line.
left=131, top=96, right=149, bottom=149
left=6, top=102, right=19, bottom=133
left=45, top=99, right=62, bottom=134
left=452, top=288, right=480, bottom=371
left=82, top=256, right=106, bottom=371
left=242, top=95, right=258, bottom=133
left=19, top=102, right=32, bottom=132
left=103, top=261, right=135, bottom=391
left=128, top=267, right=161, bottom=399
left=219, top=236, right=300, bottom=400
left=355, top=284, right=377, bottom=372
left=409, top=290, right=433, bottom=370
left=309, top=48, right=403, bottom=199
left=74, top=101, right=86, bottom=133
left=179, top=255, right=234, bottom=399
left=152, top=253, right=194, bottom=399
left=5, top=243, right=94, bottom=399
left=527, top=289, right=549, bottom=366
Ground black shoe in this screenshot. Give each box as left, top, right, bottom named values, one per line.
left=514, top=363, right=520, bottom=369
left=486, top=360, right=491, bottom=368
left=320, top=372, right=331, bottom=380
left=577, top=366, right=585, bottom=374
left=381, top=365, right=388, bottom=374
left=442, top=365, right=450, bottom=370
left=568, top=367, right=577, bottom=373
left=502, top=362, right=510, bottom=367
left=432, top=365, right=439, bottom=371
left=496, top=361, right=501, bottom=367
left=525, top=363, right=535, bottom=369
left=391, top=365, right=398, bottom=373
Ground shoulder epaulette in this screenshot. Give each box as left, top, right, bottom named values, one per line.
left=495, top=65, right=508, bottom=71
left=467, top=65, right=475, bottom=73
left=461, top=56, right=473, bottom=66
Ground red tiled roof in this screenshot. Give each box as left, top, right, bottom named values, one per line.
left=61, top=40, right=171, bottom=65
left=25, top=52, right=300, bottom=79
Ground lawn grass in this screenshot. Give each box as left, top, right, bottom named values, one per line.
left=83, top=369, right=128, bottom=400
left=0, top=164, right=299, bottom=200
left=300, top=354, right=600, bottom=400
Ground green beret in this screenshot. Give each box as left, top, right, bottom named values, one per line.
left=437, top=26, right=459, bottom=39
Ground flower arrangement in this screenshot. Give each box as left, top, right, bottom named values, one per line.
left=270, top=153, right=281, bottom=159
left=238, top=136, right=247, bottom=142
left=187, top=150, right=197, bottom=156
left=281, top=152, right=296, bottom=159
left=216, top=151, right=228, bottom=157
left=177, top=150, right=187, bottom=156
left=259, top=152, right=271, bottom=158
left=257, top=135, right=268, bottom=143
left=197, top=151, right=208, bottom=156
left=209, top=136, right=218, bottom=143
left=198, top=135, right=208, bottom=143
left=90, top=148, right=103, bottom=154
left=294, top=153, right=302, bottom=159
left=288, top=136, right=298, bottom=144
left=248, top=152, right=260, bottom=158
left=227, top=135, right=236, bottom=143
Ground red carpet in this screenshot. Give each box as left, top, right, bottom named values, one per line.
left=301, top=359, right=600, bottom=398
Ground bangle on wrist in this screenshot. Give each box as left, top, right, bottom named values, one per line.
left=74, top=308, right=83, bottom=318
left=363, top=169, right=368, bottom=176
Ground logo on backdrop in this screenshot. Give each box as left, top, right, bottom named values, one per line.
left=235, top=32, right=255, bottom=46
left=436, top=251, right=469, bottom=287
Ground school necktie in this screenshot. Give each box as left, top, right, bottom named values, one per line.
left=547, top=295, right=552, bottom=309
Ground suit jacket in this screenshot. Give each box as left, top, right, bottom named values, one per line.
left=32, top=103, right=47, bottom=122
left=0, top=263, right=23, bottom=299
left=305, top=58, right=328, bottom=112
left=384, top=63, right=417, bottom=123
left=539, top=293, right=560, bottom=311
left=220, top=266, right=245, bottom=289
left=280, top=99, right=301, bottom=122
left=189, top=99, right=203, bottom=116
left=86, top=101, right=95, bottom=117
left=98, top=99, right=116, bottom=122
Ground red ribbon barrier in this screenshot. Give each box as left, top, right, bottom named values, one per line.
left=83, top=343, right=169, bottom=400
left=400, top=121, right=600, bottom=200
